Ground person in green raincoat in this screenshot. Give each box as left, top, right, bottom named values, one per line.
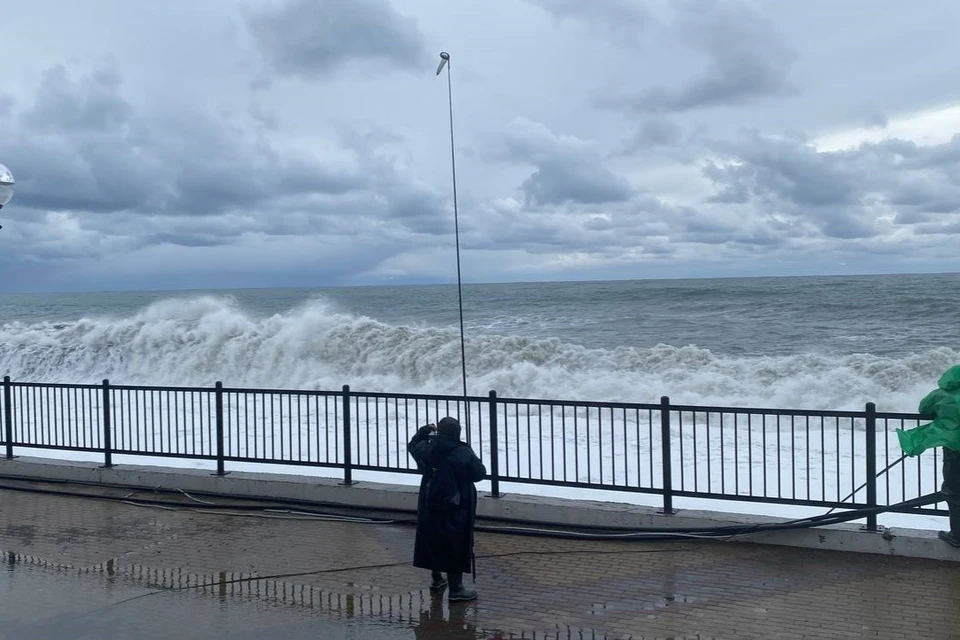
left=897, top=365, right=960, bottom=546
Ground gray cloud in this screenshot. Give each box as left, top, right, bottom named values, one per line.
left=863, top=112, right=889, bottom=129
left=523, top=0, right=653, bottom=45
left=500, top=118, right=633, bottom=206
left=600, top=2, right=797, bottom=114
left=627, top=118, right=685, bottom=149
left=705, top=134, right=859, bottom=207
left=702, top=132, right=960, bottom=240
left=702, top=136, right=873, bottom=239
left=2, top=65, right=364, bottom=218
left=246, top=0, right=427, bottom=79
left=0, top=95, right=14, bottom=118
left=0, top=60, right=452, bottom=270
left=612, top=118, right=713, bottom=161
left=5, top=0, right=960, bottom=290
left=22, top=64, right=131, bottom=133
left=520, top=162, right=633, bottom=207
left=460, top=179, right=790, bottom=269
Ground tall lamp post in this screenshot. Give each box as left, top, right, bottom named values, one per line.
left=436, top=51, right=470, bottom=432
left=0, top=164, right=15, bottom=230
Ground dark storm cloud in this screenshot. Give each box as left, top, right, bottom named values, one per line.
left=702, top=134, right=874, bottom=239
left=0, top=63, right=365, bottom=218
left=704, top=133, right=860, bottom=208
left=623, top=117, right=685, bottom=149
left=21, top=65, right=131, bottom=133
left=611, top=118, right=713, bottom=162
left=887, top=177, right=960, bottom=214
left=599, top=2, right=797, bottom=114
left=863, top=112, right=889, bottom=129
left=7, top=0, right=960, bottom=291
left=245, top=0, right=428, bottom=78
left=522, top=0, right=653, bottom=44
left=915, top=219, right=960, bottom=235
left=520, top=162, right=633, bottom=206
left=383, top=188, right=452, bottom=235
left=702, top=132, right=960, bottom=240
left=0, top=62, right=452, bottom=242
left=0, top=95, right=14, bottom=118
left=467, top=181, right=783, bottom=265
left=499, top=118, right=632, bottom=206
left=0, top=55, right=461, bottom=286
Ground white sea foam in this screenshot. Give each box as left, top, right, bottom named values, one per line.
left=0, top=295, right=954, bottom=413
left=1, top=294, right=949, bottom=530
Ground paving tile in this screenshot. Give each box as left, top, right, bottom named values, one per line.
left=1, top=483, right=959, bottom=639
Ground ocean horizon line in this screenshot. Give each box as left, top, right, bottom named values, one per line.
left=2, top=268, right=959, bottom=298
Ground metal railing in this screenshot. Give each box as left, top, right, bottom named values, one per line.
left=0, top=376, right=942, bottom=525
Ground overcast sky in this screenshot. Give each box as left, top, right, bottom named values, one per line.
left=3, top=0, right=960, bottom=293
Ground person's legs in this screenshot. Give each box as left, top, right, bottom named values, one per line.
left=939, top=449, right=960, bottom=547
left=946, top=510, right=960, bottom=547
left=430, top=570, right=447, bottom=589
left=939, top=514, right=960, bottom=546
left=447, top=572, right=478, bottom=602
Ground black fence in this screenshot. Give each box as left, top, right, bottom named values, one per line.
left=0, top=376, right=943, bottom=527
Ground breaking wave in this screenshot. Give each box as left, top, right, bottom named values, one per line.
left=0, top=296, right=953, bottom=412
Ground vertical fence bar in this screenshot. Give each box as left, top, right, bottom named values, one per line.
left=488, top=390, right=500, bottom=498
left=101, top=379, right=113, bottom=468
left=341, top=385, right=354, bottom=486
left=214, top=382, right=226, bottom=476
left=660, top=396, right=674, bottom=514
left=864, top=402, right=878, bottom=531
left=3, top=376, right=13, bottom=460
left=0, top=381, right=929, bottom=519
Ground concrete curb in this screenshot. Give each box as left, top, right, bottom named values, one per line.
left=1, top=456, right=958, bottom=562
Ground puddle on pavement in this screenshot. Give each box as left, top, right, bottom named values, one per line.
left=591, top=593, right=698, bottom=615
left=3, top=549, right=636, bottom=639
left=0, top=550, right=454, bottom=639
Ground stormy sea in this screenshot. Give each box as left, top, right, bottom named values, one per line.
left=1, top=273, right=957, bottom=529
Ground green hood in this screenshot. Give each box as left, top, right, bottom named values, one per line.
left=937, top=365, right=960, bottom=393
left=897, top=365, right=960, bottom=456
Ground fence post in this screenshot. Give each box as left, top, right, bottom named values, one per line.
left=864, top=402, right=878, bottom=531
left=101, top=379, right=113, bottom=469
left=488, top=390, right=500, bottom=498
left=341, top=385, right=355, bottom=486
left=3, top=376, right=13, bottom=460
left=214, top=381, right=227, bottom=476
left=659, top=395, right=675, bottom=514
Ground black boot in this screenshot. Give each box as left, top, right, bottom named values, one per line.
left=447, top=572, right=477, bottom=602
left=429, top=570, right=447, bottom=590
left=938, top=510, right=960, bottom=548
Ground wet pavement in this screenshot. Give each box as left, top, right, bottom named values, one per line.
left=2, top=555, right=416, bottom=640
left=2, top=479, right=960, bottom=639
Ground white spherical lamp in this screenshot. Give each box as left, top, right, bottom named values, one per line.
left=0, top=164, right=14, bottom=210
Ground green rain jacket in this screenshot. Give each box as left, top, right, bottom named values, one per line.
left=897, top=365, right=960, bottom=456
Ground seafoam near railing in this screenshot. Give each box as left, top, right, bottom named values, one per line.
left=0, top=376, right=942, bottom=527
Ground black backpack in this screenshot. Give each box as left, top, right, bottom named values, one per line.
left=425, top=446, right=461, bottom=512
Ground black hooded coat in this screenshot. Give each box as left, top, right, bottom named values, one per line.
left=407, top=425, right=486, bottom=573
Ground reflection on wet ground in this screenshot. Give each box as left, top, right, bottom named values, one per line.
left=5, top=482, right=960, bottom=639
left=0, top=551, right=482, bottom=640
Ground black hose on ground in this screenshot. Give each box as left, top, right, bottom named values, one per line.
left=0, top=476, right=942, bottom=541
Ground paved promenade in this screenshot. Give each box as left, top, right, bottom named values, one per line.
left=1, top=479, right=958, bottom=639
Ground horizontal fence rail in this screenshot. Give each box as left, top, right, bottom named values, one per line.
left=0, top=376, right=944, bottom=523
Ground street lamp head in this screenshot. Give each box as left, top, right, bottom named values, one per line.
left=0, top=164, right=14, bottom=209
left=436, top=51, right=450, bottom=75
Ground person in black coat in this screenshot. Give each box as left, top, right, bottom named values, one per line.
left=407, top=416, right=486, bottom=602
